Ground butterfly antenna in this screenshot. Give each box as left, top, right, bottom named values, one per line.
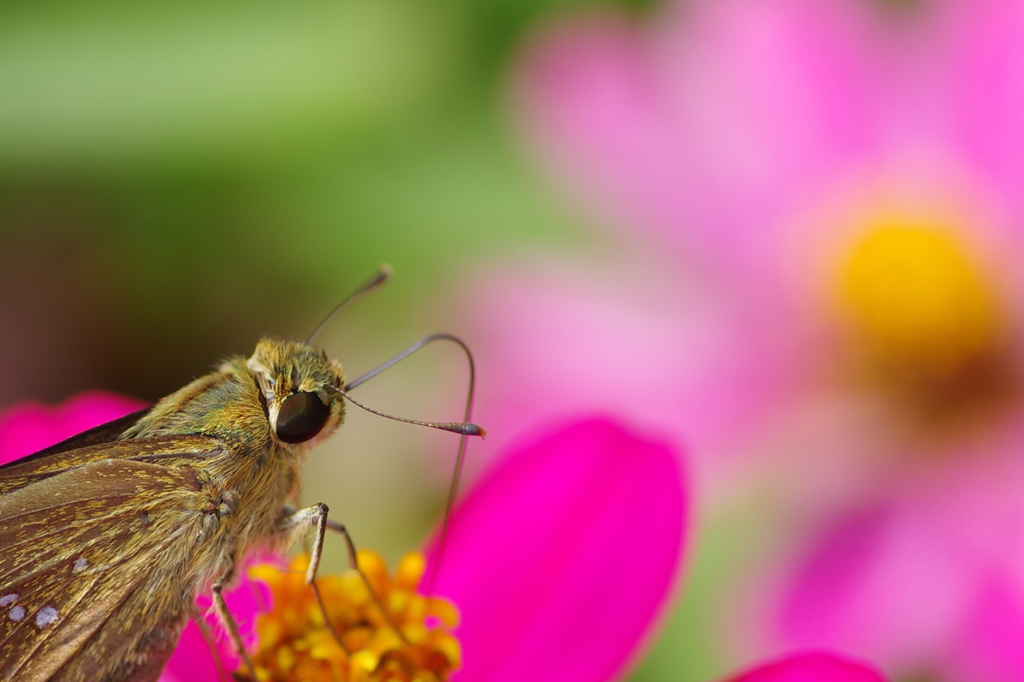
left=305, top=264, right=392, bottom=345
left=327, top=384, right=483, bottom=437
left=343, top=333, right=479, bottom=593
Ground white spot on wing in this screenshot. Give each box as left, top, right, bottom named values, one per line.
left=35, top=606, right=59, bottom=628
left=73, top=557, right=88, bottom=572
left=8, top=606, right=25, bottom=622
left=0, top=594, right=17, bottom=608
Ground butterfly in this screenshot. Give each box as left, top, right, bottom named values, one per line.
left=0, top=267, right=481, bottom=682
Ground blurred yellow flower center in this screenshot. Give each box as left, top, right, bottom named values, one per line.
left=837, top=220, right=999, bottom=365
left=833, top=216, right=1013, bottom=423
left=241, top=551, right=461, bottom=682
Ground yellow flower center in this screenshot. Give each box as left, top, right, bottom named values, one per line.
left=241, top=551, right=461, bottom=682
left=832, top=214, right=1015, bottom=426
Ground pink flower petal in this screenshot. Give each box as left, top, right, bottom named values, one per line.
left=466, top=264, right=811, bottom=491
left=772, top=503, right=976, bottom=669
left=729, top=652, right=888, bottom=682
left=160, top=624, right=223, bottom=682
left=514, top=0, right=888, bottom=284
left=944, top=573, right=1024, bottom=682
left=160, top=576, right=269, bottom=682
left=949, top=0, right=1024, bottom=205
left=0, top=391, right=147, bottom=463
left=427, top=417, right=686, bottom=682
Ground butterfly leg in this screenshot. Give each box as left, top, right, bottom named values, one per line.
left=279, top=504, right=410, bottom=645
left=190, top=602, right=231, bottom=682
left=211, top=568, right=258, bottom=682
left=273, top=503, right=352, bottom=653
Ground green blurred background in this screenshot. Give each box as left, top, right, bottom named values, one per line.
left=0, top=1, right=727, bottom=680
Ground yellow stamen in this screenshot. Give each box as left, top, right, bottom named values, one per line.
left=832, top=214, right=1014, bottom=424
left=240, top=551, right=461, bottom=682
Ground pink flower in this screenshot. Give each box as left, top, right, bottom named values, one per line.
left=0, top=395, right=688, bottom=681
left=729, top=652, right=886, bottom=682
left=160, top=585, right=261, bottom=682
left=469, top=0, right=1024, bottom=679
left=428, top=417, right=684, bottom=682
left=0, top=391, right=147, bottom=460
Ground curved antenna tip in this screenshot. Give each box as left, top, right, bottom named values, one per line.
left=431, top=421, right=486, bottom=438
left=305, top=266, right=394, bottom=344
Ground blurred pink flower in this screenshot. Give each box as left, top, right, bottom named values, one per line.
left=0, top=396, right=687, bottom=681
left=471, top=0, right=1024, bottom=679
left=0, top=391, right=147, bottom=460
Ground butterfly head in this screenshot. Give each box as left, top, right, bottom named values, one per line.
left=247, top=338, right=345, bottom=448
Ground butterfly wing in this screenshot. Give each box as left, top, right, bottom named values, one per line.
left=0, top=433, right=222, bottom=494
left=0, top=440, right=232, bottom=682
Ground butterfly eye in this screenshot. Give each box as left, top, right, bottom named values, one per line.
left=276, top=392, right=330, bottom=444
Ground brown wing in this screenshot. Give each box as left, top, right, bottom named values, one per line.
left=0, top=433, right=224, bottom=495
left=0, top=447, right=229, bottom=682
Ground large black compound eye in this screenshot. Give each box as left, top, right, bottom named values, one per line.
left=276, top=392, right=330, bottom=444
